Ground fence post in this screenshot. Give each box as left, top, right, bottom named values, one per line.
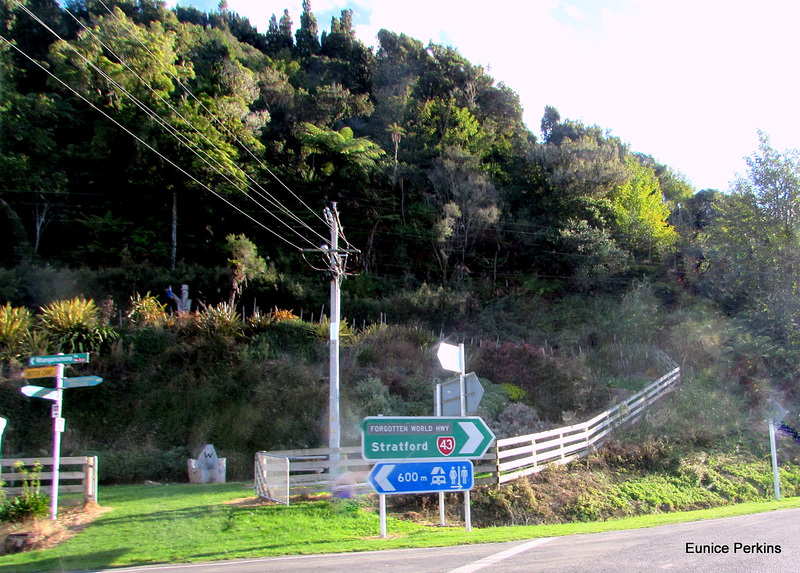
left=84, top=457, right=94, bottom=503
left=91, top=456, right=99, bottom=503
left=493, top=443, right=501, bottom=485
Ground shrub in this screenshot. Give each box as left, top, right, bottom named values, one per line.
left=0, top=303, right=31, bottom=362
left=0, top=461, right=49, bottom=522
left=39, top=297, right=118, bottom=353
left=502, top=382, right=527, bottom=402
left=311, top=316, right=355, bottom=344
left=126, top=292, right=168, bottom=328
left=195, top=302, right=244, bottom=340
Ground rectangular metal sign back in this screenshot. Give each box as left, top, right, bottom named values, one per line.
left=29, top=353, right=90, bottom=366
left=362, top=416, right=495, bottom=460
left=22, top=366, right=59, bottom=379
left=369, top=460, right=474, bottom=495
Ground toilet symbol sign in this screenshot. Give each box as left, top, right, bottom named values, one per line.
left=368, top=460, right=474, bottom=495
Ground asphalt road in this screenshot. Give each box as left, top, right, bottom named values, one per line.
left=104, top=507, right=799, bottom=572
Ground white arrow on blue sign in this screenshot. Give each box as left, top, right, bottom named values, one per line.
left=368, top=460, right=474, bottom=495
left=62, top=376, right=103, bottom=388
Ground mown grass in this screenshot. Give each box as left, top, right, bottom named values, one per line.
left=0, top=482, right=799, bottom=572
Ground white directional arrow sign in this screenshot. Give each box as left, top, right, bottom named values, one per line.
left=372, top=464, right=396, bottom=492
left=458, top=421, right=484, bottom=455
left=20, top=385, right=58, bottom=401
left=437, top=342, right=464, bottom=373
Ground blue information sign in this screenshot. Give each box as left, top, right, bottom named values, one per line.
left=368, top=460, right=474, bottom=495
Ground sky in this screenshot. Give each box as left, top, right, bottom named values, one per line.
left=169, top=0, right=800, bottom=192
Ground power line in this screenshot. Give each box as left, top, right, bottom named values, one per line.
left=11, top=0, right=325, bottom=251
left=20, top=0, right=328, bottom=250
left=0, top=32, right=309, bottom=253
left=93, top=0, right=329, bottom=233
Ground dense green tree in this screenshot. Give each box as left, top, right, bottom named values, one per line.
left=540, top=105, right=560, bottom=143
left=295, top=0, right=319, bottom=56
left=608, top=158, right=678, bottom=259
left=699, top=133, right=800, bottom=341
left=428, top=146, right=500, bottom=282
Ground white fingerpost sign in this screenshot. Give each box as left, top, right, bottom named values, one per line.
left=23, top=354, right=102, bottom=520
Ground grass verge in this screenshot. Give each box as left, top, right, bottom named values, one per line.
left=0, top=483, right=798, bottom=572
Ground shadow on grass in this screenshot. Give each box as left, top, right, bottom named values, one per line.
left=0, top=549, right=130, bottom=573
left=99, top=482, right=253, bottom=504
left=88, top=504, right=234, bottom=527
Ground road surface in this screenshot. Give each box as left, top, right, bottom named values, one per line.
left=105, top=507, right=798, bottom=572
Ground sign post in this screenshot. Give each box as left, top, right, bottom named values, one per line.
left=22, top=353, right=101, bottom=520
left=436, top=342, right=470, bottom=528
left=767, top=398, right=788, bottom=500
left=50, top=363, right=64, bottom=520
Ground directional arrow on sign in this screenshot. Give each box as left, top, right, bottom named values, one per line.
left=458, top=420, right=485, bottom=455
left=362, top=416, right=495, bottom=460
left=20, top=385, right=58, bottom=401
left=372, top=464, right=396, bottom=492
left=62, top=376, right=103, bottom=389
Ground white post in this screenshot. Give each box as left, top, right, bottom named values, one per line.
left=465, top=490, right=472, bottom=531
left=458, top=343, right=471, bottom=531
left=379, top=494, right=387, bottom=538
left=769, top=418, right=781, bottom=500
left=435, top=384, right=445, bottom=526
left=50, top=363, right=65, bottom=520
left=458, top=343, right=466, bottom=417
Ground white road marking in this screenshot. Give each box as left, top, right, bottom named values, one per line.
left=447, top=537, right=557, bottom=573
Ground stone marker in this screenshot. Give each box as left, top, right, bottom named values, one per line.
left=187, top=444, right=226, bottom=483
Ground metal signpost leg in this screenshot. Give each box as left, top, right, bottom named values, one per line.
left=435, top=383, right=446, bottom=526
left=50, top=363, right=64, bottom=520
left=770, top=418, right=781, bottom=500
left=458, top=344, right=471, bottom=531
left=380, top=494, right=387, bottom=539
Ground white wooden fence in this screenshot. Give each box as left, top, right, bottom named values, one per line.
left=492, top=364, right=680, bottom=484
left=262, top=354, right=681, bottom=494
left=0, top=456, right=99, bottom=503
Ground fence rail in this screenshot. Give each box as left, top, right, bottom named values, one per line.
left=262, top=354, right=681, bottom=494
left=494, top=366, right=680, bottom=483
left=0, top=456, right=99, bottom=503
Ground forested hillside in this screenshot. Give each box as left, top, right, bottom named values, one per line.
left=1, top=0, right=690, bottom=289
left=2, top=0, right=800, bottom=484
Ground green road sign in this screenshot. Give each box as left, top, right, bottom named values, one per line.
left=362, top=416, right=495, bottom=460
left=28, top=353, right=90, bottom=366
